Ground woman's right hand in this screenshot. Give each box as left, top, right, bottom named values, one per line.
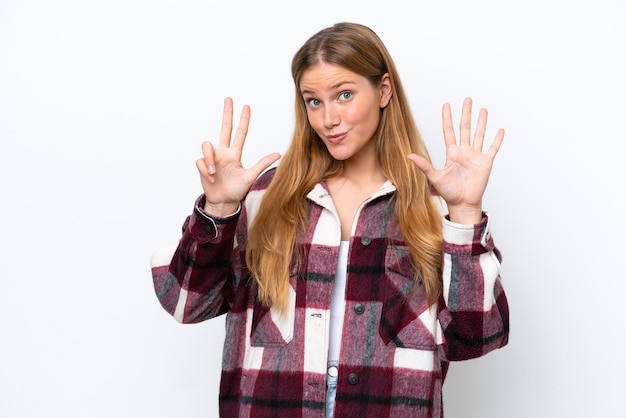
left=196, top=97, right=281, bottom=217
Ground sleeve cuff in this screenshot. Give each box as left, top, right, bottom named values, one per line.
left=442, top=212, right=493, bottom=253
left=186, top=195, right=241, bottom=244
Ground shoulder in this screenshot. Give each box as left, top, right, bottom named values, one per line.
left=242, top=167, right=276, bottom=222
left=250, top=167, right=277, bottom=192
left=244, top=167, right=276, bottom=207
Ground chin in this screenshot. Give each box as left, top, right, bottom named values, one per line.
left=323, top=146, right=350, bottom=161
left=327, top=151, right=352, bottom=161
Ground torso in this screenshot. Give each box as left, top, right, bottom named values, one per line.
left=327, top=176, right=387, bottom=240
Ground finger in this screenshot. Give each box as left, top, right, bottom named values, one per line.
left=407, top=153, right=435, bottom=179
left=248, top=152, right=281, bottom=180
left=219, top=97, right=234, bottom=148
left=459, top=97, right=473, bottom=146
left=441, top=103, right=456, bottom=147
left=196, top=158, right=214, bottom=183
left=485, top=128, right=505, bottom=160
left=231, top=104, right=251, bottom=150
left=196, top=157, right=208, bottom=176
left=473, top=108, right=488, bottom=151
left=201, top=141, right=216, bottom=175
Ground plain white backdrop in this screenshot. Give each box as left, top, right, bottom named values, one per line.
left=1, top=0, right=625, bottom=417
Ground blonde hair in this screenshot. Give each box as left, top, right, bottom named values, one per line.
left=246, top=22, right=443, bottom=311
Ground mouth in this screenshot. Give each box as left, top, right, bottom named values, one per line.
left=326, top=132, right=347, bottom=144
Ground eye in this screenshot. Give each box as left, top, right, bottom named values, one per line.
left=338, top=91, right=352, bottom=101
left=306, top=98, right=321, bottom=108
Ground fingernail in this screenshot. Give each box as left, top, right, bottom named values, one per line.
left=208, top=165, right=216, bottom=174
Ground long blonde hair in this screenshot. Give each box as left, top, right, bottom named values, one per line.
left=246, top=22, right=443, bottom=311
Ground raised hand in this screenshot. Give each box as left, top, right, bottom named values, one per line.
left=408, top=97, right=504, bottom=224
left=196, top=97, right=281, bottom=216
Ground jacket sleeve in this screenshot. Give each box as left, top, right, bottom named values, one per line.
left=150, top=195, right=242, bottom=324
left=437, top=213, right=509, bottom=361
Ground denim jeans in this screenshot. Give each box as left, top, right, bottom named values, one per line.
left=326, top=361, right=339, bottom=418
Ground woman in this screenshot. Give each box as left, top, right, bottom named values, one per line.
left=151, top=22, right=509, bottom=418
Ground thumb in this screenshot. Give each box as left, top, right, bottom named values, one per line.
left=407, top=153, right=435, bottom=178
left=248, top=152, right=281, bottom=179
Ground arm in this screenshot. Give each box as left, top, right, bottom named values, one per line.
left=410, top=98, right=508, bottom=358
left=151, top=97, right=280, bottom=323
left=150, top=196, right=241, bottom=323
left=437, top=214, right=509, bottom=361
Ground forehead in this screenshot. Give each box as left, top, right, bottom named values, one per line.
left=299, top=62, right=365, bottom=93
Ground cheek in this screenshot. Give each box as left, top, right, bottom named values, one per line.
left=347, top=105, right=379, bottom=130
left=307, top=111, right=324, bottom=133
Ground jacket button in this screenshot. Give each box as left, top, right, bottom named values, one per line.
left=354, top=303, right=365, bottom=315
left=348, top=373, right=359, bottom=385
left=360, top=236, right=371, bottom=246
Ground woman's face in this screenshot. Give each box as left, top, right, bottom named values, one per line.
left=299, top=62, right=391, bottom=163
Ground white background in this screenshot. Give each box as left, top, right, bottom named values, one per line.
left=1, top=0, right=625, bottom=417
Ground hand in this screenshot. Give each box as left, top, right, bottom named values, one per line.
left=196, top=97, right=281, bottom=216
left=408, top=97, right=504, bottom=224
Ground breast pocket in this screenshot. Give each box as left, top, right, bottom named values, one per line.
left=249, top=273, right=297, bottom=347
left=379, top=245, right=437, bottom=351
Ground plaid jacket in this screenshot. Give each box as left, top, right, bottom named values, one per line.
left=151, top=168, right=509, bottom=418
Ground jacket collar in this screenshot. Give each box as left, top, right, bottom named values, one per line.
left=306, top=179, right=396, bottom=209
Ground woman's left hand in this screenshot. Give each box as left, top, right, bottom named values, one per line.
left=408, top=97, right=504, bottom=224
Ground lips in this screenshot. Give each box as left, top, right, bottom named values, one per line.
left=326, top=132, right=347, bottom=144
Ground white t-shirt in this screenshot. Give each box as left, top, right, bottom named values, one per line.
left=328, top=241, right=349, bottom=362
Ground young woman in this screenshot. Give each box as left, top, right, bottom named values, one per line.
left=151, top=22, right=509, bottom=418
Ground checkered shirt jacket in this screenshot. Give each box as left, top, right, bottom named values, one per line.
left=151, top=168, right=509, bottom=418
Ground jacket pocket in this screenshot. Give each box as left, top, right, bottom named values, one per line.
left=249, top=274, right=296, bottom=347
left=379, top=245, right=437, bottom=350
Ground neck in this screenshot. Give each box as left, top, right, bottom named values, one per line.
left=339, top=150, right=384, bottom=185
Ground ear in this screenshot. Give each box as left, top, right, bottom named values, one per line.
left=379, top=73, right=392, bottom=108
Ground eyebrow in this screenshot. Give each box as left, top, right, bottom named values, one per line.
left=300, top=80, right=357, bottom=96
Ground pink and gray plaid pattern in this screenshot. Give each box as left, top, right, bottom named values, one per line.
left=151, top=168, right=509, bottom=417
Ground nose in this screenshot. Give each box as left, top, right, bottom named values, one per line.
left=323, top=103, right=340, bottom=129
